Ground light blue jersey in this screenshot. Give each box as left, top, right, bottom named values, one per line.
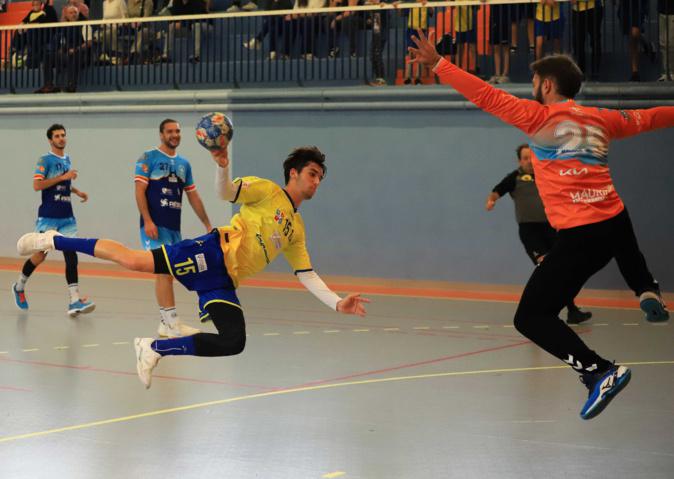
left=33, top=152, right=74, bottom=219
left=134, top=149, right=195, bottom=233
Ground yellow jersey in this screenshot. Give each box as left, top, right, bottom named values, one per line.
left=572, top=0, right=597, bottom=12
left=408, top=6, right=429, bottom=29
left=216, top=176, right=312, bottom=287
left=536, top=2, right=561, bottom=21
left=454, top=6, right=474, bottom=33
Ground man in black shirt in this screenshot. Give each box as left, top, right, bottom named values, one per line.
left=486, top=144, right=592, bottom=324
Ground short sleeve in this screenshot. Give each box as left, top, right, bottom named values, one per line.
left=134, top=152, right=151, bottom=184
left=492, top=170, right=518, bottom=197
left=184, top=162, right=196, bottom=192
left=232, top=176, right=277, bottom=205
left=34, top=156, right=48, bottom=180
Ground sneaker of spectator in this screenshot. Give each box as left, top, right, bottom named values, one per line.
left=368, top=77, right=386, bottom=86
left=487, top=75, right=500, bottom=84
left=243, top=38, right=261, bottom=49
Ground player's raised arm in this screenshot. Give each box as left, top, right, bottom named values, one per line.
left=408, top=29, right=547, bottom=135
left=211, top=148, right=240, bottom=202
left=598, top=106, right=674, bottom=140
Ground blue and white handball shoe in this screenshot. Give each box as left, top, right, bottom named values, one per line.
left=639, top=291, right=670, bottom=323
left=580, top=365, right=631, bottom=420
left=67, top=299, right=96, bottom=317
left=11, top=283, right=28, bottom=310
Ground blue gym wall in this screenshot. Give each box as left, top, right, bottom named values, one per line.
left=1, top=107, right=672, bottom=291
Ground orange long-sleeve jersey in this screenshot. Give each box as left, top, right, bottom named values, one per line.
left=434, top=58, right=674, bottom=230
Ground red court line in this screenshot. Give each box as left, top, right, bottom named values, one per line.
left=289, top=339, right=535, bottom=390
left=0, top=356, right=276, bottom=391
left=0, top=385, right=32, bottom=392
left=0, top=263, right=644, bottom=309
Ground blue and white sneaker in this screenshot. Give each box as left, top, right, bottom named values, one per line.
left=639, top=291, right=670, bottom=322
left=67, top=299, right=96, bottom=317
left=579, top=365, right=631, bottom=420
left=11, top=283, right=28, bottom=310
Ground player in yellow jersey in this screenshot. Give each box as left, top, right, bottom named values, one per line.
left=17, top=146, right=370, bottom=389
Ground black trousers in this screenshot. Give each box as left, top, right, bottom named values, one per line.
left=514, top=209, right=657, bottom=373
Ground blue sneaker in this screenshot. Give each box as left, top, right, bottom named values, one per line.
left=639, top=291, right=670, bottom=322
left=11, top=283, right=28, bottom=310
left=67, top=299, right=96, bottom=317
left=579, top=365, right=631, bottom=420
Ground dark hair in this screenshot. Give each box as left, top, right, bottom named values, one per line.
left=283, top=146, right=326, bottom=184
left=516, top=143, right=530, bottom=160
left=159, top=118, right=179, bottom=133
left=530, top=54, right=583, bottom=99
left=46, top=124, right=66, bottom=139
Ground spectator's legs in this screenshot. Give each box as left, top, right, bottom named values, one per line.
left=370, top=12, right=385, bottom=80
left=572, top=9, right=587, bottom=73
left=588, top=7, right=603, bottom=77
left=163, top=22, right=177, bottom=59
left=629, top=26, right=640, bottom=77
left=192, top=21, right=202, bottom=59
left=65, top=51, right=80, bottom=90
left=659, top=13, right=674, bottom=78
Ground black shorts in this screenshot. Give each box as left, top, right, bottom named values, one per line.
left=618, top=0, right=647, bottom=34
left=518, top=221, right=558, bottom=264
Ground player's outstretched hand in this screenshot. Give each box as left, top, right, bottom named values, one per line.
left=336, top=293, right=370, bottom=317
left=408, top=28, right=442, bottom=67
left=76, top=190, right=89, bottom=203
left=211, top=148, right=230, bottom=169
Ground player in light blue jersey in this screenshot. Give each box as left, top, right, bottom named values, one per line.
left=12, top=124, right=95, bottom=316
left=134, top=119, right=212, bottom=338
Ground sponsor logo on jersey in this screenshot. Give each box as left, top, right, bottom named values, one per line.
left=255, top=233, right=270, bottom=264
left=270, top=230, right=282, bottom=250
left=274, top=209, right=286, bottom=225
left=519, top=174, right=533, bottom=182
left=161, top=187, right=174, bottom=195
left=160, top=198, right=182, bottom=209
left=141, top=164, right=149, bottom=173
left=569, top=185, right=614, bottom=204
left=559, top=167, right=588, bottom=176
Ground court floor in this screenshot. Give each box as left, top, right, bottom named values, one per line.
left=0, top=267, right=673, bottom=479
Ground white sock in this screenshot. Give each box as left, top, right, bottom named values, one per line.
left=16, top=273, right=29, bottom=292
left=68, top=283, right=80, bottom=303
left=160, top=307, right=179, bottom=326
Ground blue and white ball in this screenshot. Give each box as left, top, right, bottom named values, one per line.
left=195, top=112, right=234, bottom=151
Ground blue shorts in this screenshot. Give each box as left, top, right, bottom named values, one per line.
left=157, top=231, right=241, bottom=319
left=535, top=18, right=564, bottom=40
left=35, top=216, right=77, bottom=237
left=140, top=226, right=182, bottom=250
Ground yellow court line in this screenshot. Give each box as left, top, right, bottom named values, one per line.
left=1, top=360, right=673, bottom=445
left=323, top=472, right=346, bottom=478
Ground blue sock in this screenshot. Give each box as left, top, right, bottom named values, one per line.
left=151, top=336, right=196, bottom=356
left=53, top=237, right=98, bottom=257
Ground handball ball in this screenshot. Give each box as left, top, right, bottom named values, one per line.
left=195, top=112, right=234, bottom=151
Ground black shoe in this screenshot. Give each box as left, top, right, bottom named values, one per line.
left=403, top=78, right=412, bottom=85
left=567, top=308, right=592, bottom=325
left=629, top=71, right=641, bottom=82
left=189, top=55, right=200, bottom=64
left=414, top=78, right=422, bottom=85
left=65, top=84, right=77, bottom=93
